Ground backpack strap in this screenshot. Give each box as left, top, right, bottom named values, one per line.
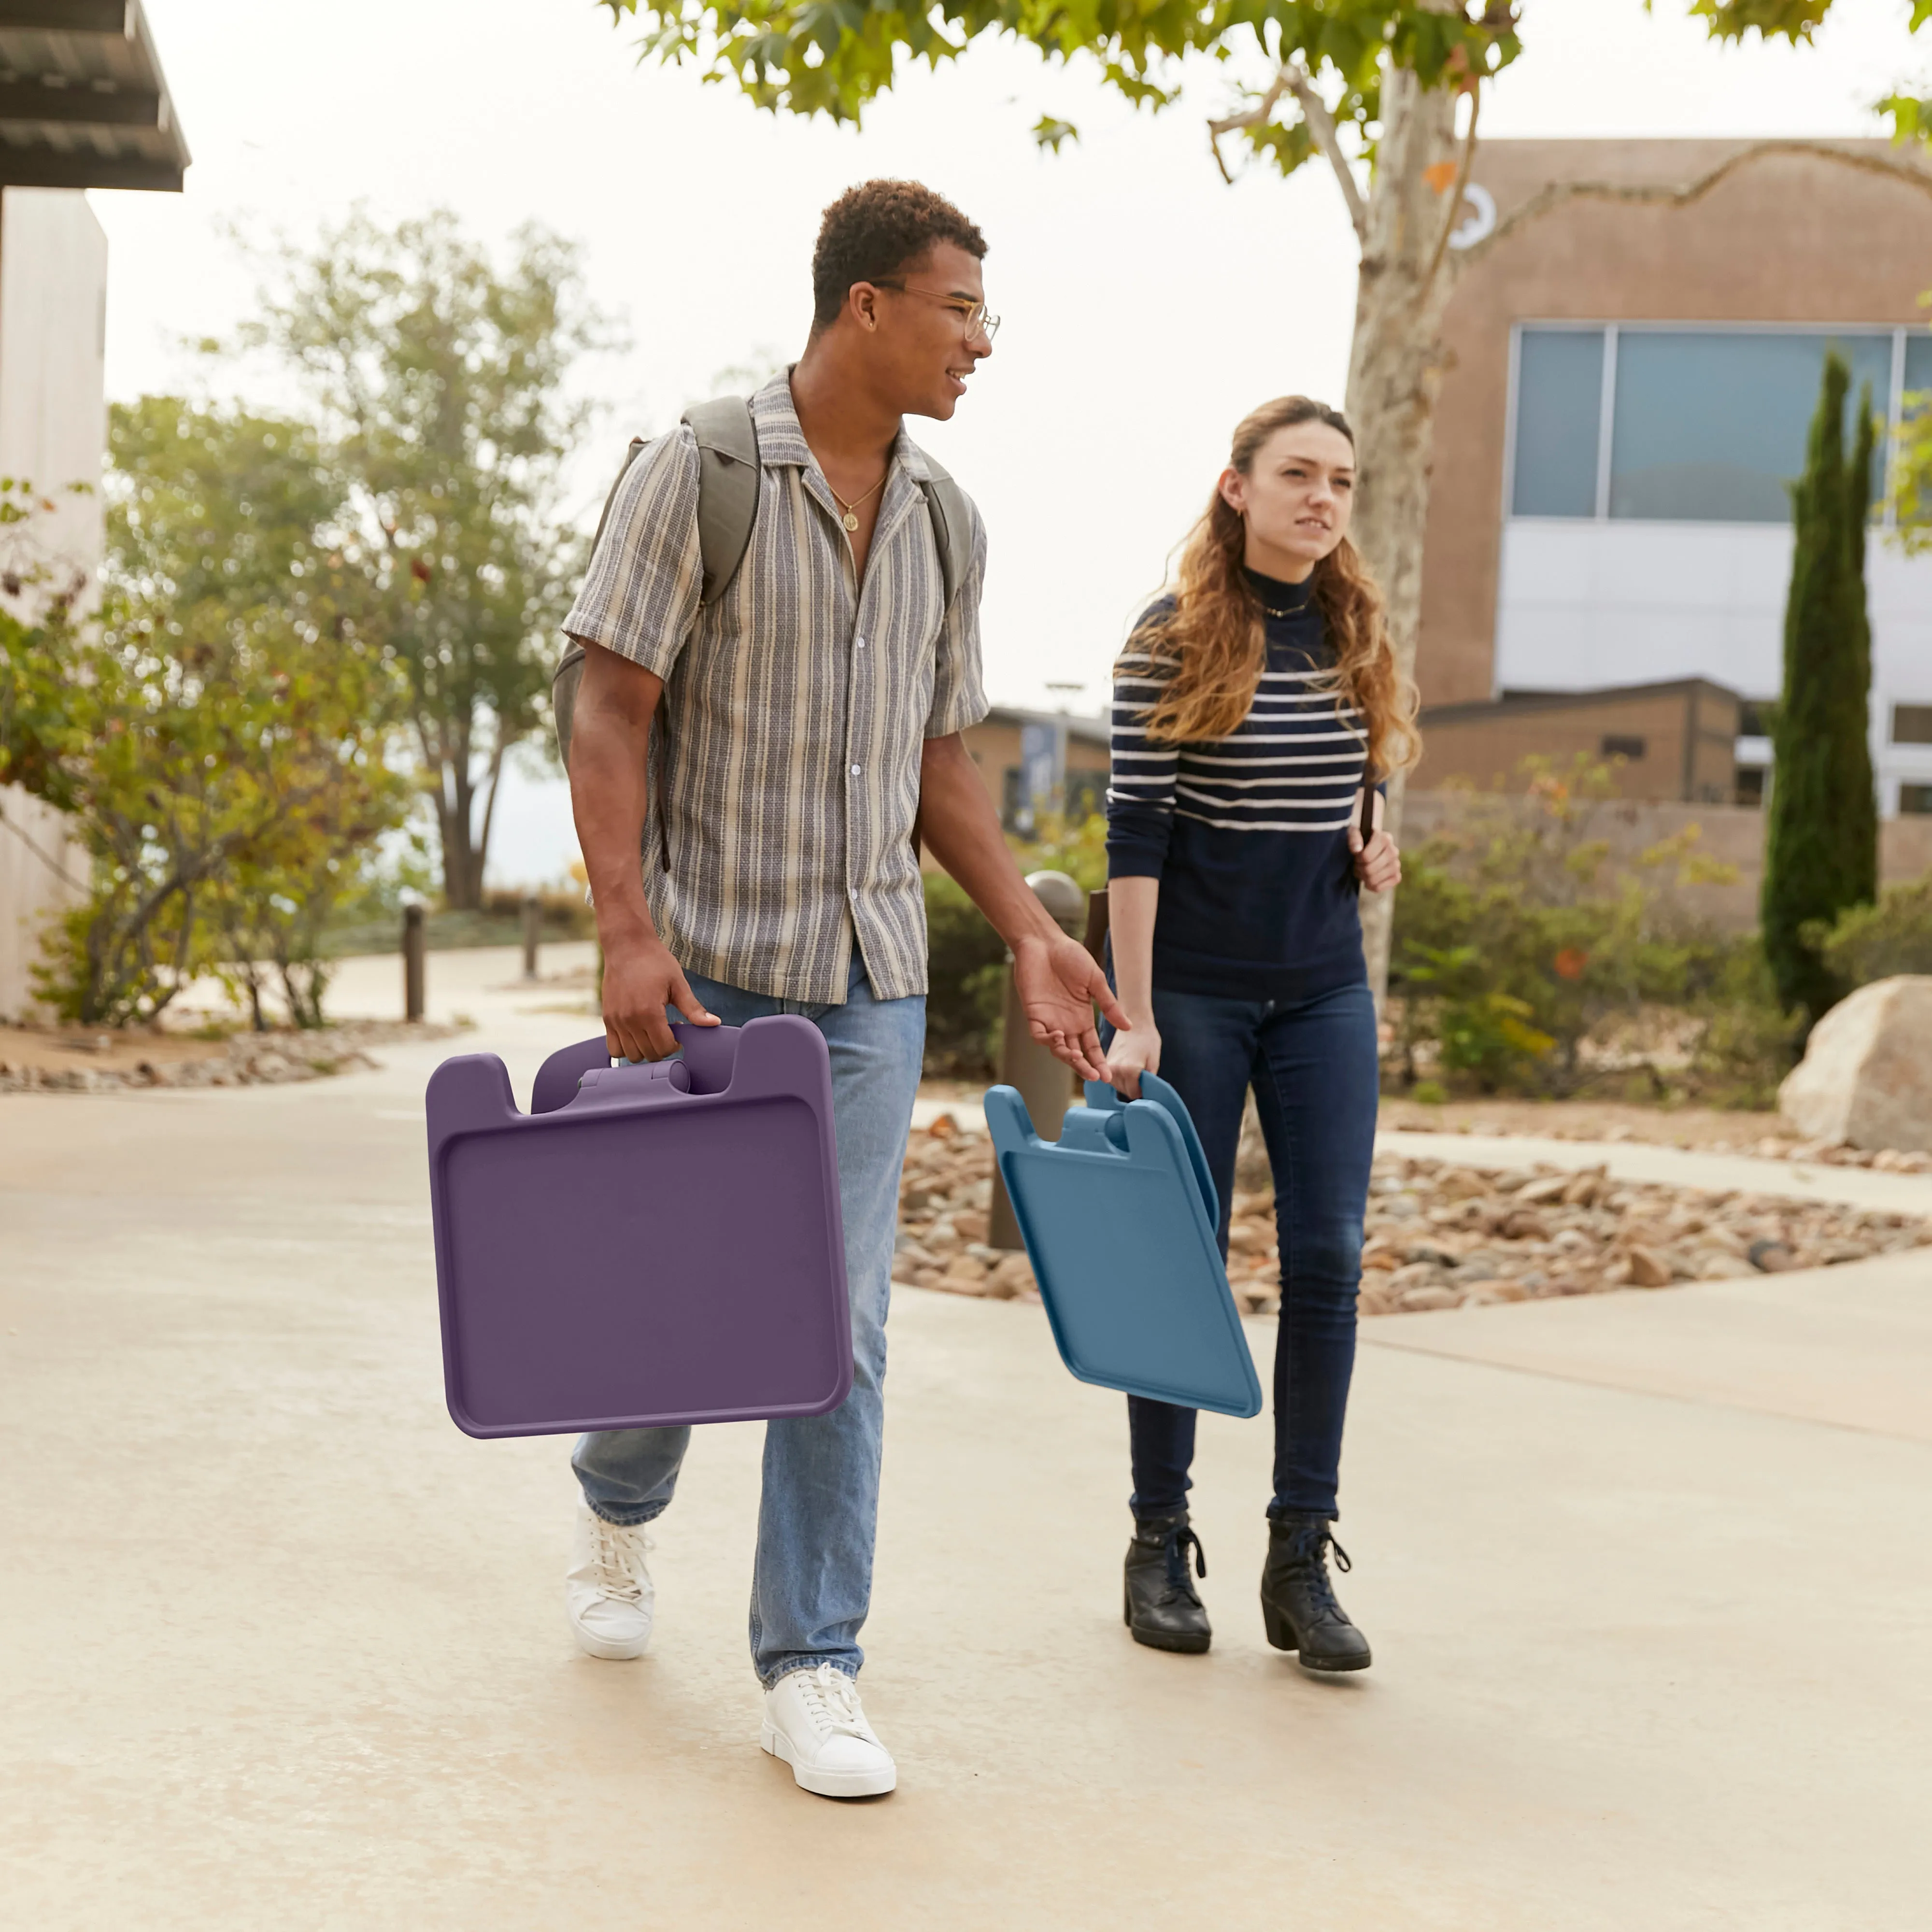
left=911, top=445, right=970, bottom=612
left=681, top=395, right=761, bottom=608
left=553, top=400, right=762, bottom=769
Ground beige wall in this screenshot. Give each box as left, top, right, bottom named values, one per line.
left=1419, top=140, right=1932, bottom=708
left=0, top=188, right=107, bottom=1019
left=1404, top=789, right=1932, bottom=935
left=0, top=788, right=85, bottom=1022
left=0, top=188, right=107, bottom=598
left=1415, top=688, right=1740, bottom=803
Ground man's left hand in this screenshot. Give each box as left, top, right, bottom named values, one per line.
left=1012, top=933, right=1126, bottom=1083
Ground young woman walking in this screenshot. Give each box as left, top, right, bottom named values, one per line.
left=1103, top=394, right=1417, bottom=1671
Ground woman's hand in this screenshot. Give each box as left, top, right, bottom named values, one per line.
left=1348, top=788, right=1402, bottom=894
left=1106, top=1012, right=1162, bottom=1101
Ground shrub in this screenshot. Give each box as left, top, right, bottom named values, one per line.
left=1809, top=874, right=1932, bottom=987
left=1386, top=755, right=1793, bottom=1102
left=923, top=871, right=1006, bottom=1075
left=920, top=811, right=1108, bottom=1076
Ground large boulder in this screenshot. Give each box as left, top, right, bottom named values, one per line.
left=1779, top=976, right=1932, bottom=1151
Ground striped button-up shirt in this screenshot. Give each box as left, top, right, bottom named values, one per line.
left=563, top=374, right=988, bottom=1004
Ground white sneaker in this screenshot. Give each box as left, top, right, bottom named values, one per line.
left=565, top=1504, right=654, bottom=1660
left=761, top=1664, right=897, bottom=1798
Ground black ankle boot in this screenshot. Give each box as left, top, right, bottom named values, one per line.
left=1123, top=1512, right=1212, bottom=1654
left=1261, top=1514, right=1372, bottom=1672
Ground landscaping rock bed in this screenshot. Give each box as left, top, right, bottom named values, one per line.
left=0, top=1019, right=462, bottom=1095
left=894, top=1115, right=1931, bottom=1315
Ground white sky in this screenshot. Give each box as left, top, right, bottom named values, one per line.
left=90, top=0, right=1929, bottom=887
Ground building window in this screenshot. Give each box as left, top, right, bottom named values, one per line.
left=1892, top=704, right=1932, bottom=745
left=1601, top=734, right=1647, bottom=761
left=1511, top=325, right=1905, bottom=526
left=1737, top=699, right=1776, bottom=739
left=1609, top=330, right=1891, bottom=522
left=1511, top=328, right=1603, bottom=518
left=1901, top=784, right=1932, bottom=816
left=1735, top=766, right=1765, bottom=808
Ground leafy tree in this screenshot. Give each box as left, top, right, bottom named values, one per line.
left=598, top=0, right=1932, bottom=991
left=0, top=412, right=413, bottom=1028
left=1762, top=353, right=1878, bottom=1027
left=224, top=211, right=614, bottom=908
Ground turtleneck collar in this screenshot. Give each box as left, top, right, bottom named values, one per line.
left=1244, top=566, right=1316, bottom=616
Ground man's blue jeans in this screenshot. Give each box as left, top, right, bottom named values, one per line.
left=571, top=954, right=924, bottom=1687
left=1103, top=981, right=1379, bottom=1523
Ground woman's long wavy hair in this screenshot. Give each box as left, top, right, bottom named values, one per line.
left=1127, top=396, right=1420, bottom=781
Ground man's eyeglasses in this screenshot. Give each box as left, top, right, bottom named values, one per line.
left=875, top=283, right=1001, bottom=344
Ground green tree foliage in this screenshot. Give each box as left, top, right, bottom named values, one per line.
left=1762, top=353, right=1878, bottom=1027
left=0, top=411, right=413, bottom=1028
left=600, top=0, right=1930, bottom=151
left=223, top=210, right=614, bottom=908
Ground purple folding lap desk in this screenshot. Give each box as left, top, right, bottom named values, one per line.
left=426, top=1017, right=851, bottom=1438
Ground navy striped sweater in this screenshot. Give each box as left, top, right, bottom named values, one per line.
left=1105, top=570, right=1369, bottom=1001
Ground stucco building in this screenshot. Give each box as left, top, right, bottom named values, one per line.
left=1414, top=138, right=1932, bottom=816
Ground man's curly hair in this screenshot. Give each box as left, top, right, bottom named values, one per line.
left=811, top=180, right=986, bottom=332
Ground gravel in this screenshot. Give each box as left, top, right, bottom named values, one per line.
left=893, top=1114, right=1932, bottom=1315
left=0, top=1020, right=463, bottom=1095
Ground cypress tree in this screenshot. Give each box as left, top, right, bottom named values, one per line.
left=1762, top=353, right=1879, bottom=1027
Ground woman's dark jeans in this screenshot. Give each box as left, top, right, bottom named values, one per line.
left=1102, top=980, right=1379, bottom=1523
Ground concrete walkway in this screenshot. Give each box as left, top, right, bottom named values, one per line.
left=3, top=972, right=1929, bottom=1929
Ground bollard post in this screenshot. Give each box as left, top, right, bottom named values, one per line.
left=403, top=903, right=426, bottom=1022
left=989, top=870, right=1088, bottom=1252
left=521, top=895, right=541, bottom=982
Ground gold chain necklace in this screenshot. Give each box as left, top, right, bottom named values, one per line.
left=828, top=468, right=889, bottom=533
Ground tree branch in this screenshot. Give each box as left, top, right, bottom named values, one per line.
left=1206, top=62, right=1367, bottom=241
left=1421, top=82, right=1482, bottom=299
left=1285, top=66, right=1368, bottom=242
left=1206, top=66, right=1290, bottom=189
left=1468, top=138, right=1932, bottom=264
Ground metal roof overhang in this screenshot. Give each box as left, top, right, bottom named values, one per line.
left=0, top=1, right=189, bottom=192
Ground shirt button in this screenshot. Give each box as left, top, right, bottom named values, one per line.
left=850, top=764, right=862, bottom=777
left=855, top=636, right=867, bottom=650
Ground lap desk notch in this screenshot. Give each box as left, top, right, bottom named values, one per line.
left=984, top=1074, right=1263, bottom=1418
left=426, top=1017, right=851, bottom=1438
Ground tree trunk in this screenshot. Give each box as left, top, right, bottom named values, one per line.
left=428, top=718, right=486, bottom=911
left=1342, top=66, right=1464, bottom=1009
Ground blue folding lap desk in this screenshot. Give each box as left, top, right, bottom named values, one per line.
left=983, top=1073, right=1263, bottom=1418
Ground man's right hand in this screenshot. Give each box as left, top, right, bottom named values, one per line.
left=600, top=928, right=719, bottom=1063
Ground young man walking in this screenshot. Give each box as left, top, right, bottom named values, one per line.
left=561, top=180, right=1124, bottom=1799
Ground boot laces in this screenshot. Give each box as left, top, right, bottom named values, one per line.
left=588, top=1515, right=652, bottom=1605
left=1287, top=1524, right=1350, bottom=1617
left=1165, top=1523, right=1208, bottom=1589
left=794, top=1663, right=873, bottom=1743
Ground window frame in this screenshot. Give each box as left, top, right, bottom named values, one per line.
left=1504, top=319, right=1919, bottom=530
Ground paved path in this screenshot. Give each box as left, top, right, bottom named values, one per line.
left=918, top=1098, right=1932, bottom=1216
left=3, top=969, right=1929, bottom=1928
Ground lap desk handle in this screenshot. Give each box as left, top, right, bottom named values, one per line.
left=983, top=1074, right=1263, bottom=1419
left=426, top=1017, right=851, bottom=1438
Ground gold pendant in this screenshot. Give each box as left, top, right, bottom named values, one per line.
left=842, top=511, right=860, bottom=532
